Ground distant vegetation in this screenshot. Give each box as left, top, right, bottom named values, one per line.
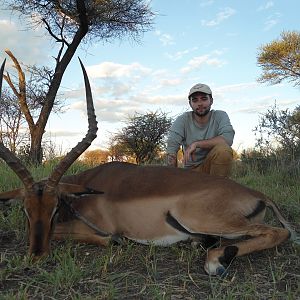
left=240, top=104, right=300, bottom=175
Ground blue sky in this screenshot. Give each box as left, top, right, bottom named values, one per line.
left=0, top=0, right=300, bottom=153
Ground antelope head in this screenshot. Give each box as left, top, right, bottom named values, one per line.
left=0, top=59, right=98, bottom=257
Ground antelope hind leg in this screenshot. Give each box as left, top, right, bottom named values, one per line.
left=204, top=224, right=290, bottom=276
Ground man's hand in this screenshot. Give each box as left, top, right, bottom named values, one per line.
left=184, top=142, right=198, bottom=164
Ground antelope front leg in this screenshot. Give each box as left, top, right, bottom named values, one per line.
left=204, top=224, right=290, bottom=276
left=53, top=221, right=111, bottom=247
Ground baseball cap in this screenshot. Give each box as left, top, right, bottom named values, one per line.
left=188, top=83, right=212, bottom=98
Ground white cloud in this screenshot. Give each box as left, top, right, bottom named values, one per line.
left=86, top=62, right=152, bottom=79
left=257, top=1, right=274, bottom=11
left=233, top=104, right=272, bottom=114
left=44, top=130, right=82, bottom=138
left=200, top=0, right=214, bottom=7
left=160, top=78, right=182, bottom=87
left=201, top=7, right=236, bottom=27
left=263, top=13, right=281, bottom=31
left=68, top=97, right=142, bottom=124
left=263, top=19, right=278, bottom=31
left=215, top=82, right=259, bottom=94
left=130, top=93, right=185, bottom=106
left=64, top=60, right=188, bottom=105
left=229, top=93, right=299, bottom=115
left=181, top=54, right=226, bottom=73
left=166, top=47, right=198, bottom=61
left=110, top=81, right=132, bottom=97
left=0, top=17, right=50, bottom=65
left=155, top=30, right=175, bottom=46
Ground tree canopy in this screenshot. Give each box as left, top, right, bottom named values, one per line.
left=2, top=0, right=155, bottom=164
left=81, top=149, right=110, bottom=166
left=257, top=30, right=300, bottom=86
left=115, top=111, right=172, bottom=165
left=254, top=104, right=300, bottom=160
left=0, top=87, right=25, bottom=153
left=5, top=0, right=154, bottom=44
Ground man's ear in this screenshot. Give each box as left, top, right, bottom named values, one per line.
left=58, top=183, right=104, bottom=196
left=210, top=96, right=214, bottom=105
left=0, top=188, right=25, bottom=202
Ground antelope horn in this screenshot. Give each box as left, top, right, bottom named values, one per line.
left=46, top=58, right=98, bottom=190
left=0, top=59, right=5, bottom=92
left=0, top=59, right=35, bottom=190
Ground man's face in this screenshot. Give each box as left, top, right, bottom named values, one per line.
left=189, top=92, right=213, bottom=117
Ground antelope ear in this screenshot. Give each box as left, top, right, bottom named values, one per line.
left=58, top=183, right=104, bottom=196
left=0, top=188, right=25, bottom=202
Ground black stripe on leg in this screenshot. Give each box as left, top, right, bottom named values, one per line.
left=165, top=211, right=203, bottom=237
left=202, top=235, right=219, bottom=248
left=219, top=245, right=238, bottom=267
left=245, top=200, right=266, bottom=219
left=166, top=211, right=191, bottom=234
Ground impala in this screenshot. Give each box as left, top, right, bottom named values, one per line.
left=0, top=60, right=299, bottom=276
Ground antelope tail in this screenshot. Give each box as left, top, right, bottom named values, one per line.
left=265, top=198, right=300, bottom=244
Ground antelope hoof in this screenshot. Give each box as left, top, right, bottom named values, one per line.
left=204, top=260, right=225, bottom=276
left=204, top=245, right=238, bottom=276
left=216, top=266, right=227, bottom=277
left=204, top=261, right=228, bottom=277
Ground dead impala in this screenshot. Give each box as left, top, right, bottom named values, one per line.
left=0, top=60, right=299, bottom=276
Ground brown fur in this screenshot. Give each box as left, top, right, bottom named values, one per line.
left=51, top=161, right=299, bottom=275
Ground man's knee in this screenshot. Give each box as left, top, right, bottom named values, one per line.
left=208, top=144, right=233, bottom=164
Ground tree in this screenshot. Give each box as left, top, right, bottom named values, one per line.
left=0, top=87, right=26, bottom=152
left=254, top=104, right=300, bottom=160
left=2, top=50, right=63, bottom=157
left=107, top=138, right=135, bottom=163
left=81, top=149, right=110, bottom=166
left=3, top=0, right=154, bottom=164
left=115, top=111, right=172, bottom=164
left=257, top=30, right=300, bottom=86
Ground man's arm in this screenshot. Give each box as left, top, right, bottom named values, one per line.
left=193, top=135, right=228, bottom=149
left=166, top=153, right=178, bottom=167
left=183, top=136, right=227, bottom=165
left=166, top=114, right=186, bottom=167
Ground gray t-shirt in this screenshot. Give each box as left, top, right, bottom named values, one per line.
left=167, top=110, right=235, bottom=167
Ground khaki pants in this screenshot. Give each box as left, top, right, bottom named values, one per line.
left=191, top=144, right=233, bottom=177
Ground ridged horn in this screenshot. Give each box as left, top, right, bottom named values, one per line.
left=46, top=58, right=98, bottom=190
left=0, top=59, right=35, bottom=190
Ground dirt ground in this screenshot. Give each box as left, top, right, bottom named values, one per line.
left=1, top=228, right=300, bottom=299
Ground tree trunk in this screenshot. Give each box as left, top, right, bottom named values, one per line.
left=29, top=138, right=43, bottom=165
left=29, top=128, right=44, bottom=165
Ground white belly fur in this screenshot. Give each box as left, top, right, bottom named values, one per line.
left=127, top=232, right=190, bottom=246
